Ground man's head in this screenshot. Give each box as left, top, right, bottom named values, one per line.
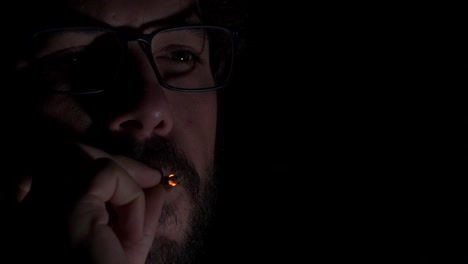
left=4, top=0, right=241, bottom=263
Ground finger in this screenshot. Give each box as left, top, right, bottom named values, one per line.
left=87, top=226, right=128, bottom=264
left=76, top=142, right=162, bottom=188
left=69, top=158, right=145, bottom=247
left=113, top=155, right=162, bottom=188
left=121, top=185, right=165, bottom=264
left=72, top=144, right=167, bottom=263
left=16, top=175, right=32, bottom=204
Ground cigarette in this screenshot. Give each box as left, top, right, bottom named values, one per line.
left=161, top=173, right=177, bottom=187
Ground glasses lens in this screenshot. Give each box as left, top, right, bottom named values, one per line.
left=23, top=26, right=234, bottom=93
left=29, top=28, right=123, bottom=93
left=151, top=26, right=233, bottom=90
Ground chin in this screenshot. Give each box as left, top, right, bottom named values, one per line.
left=157, top=188, right=193, bottom=242
left=146, top=168, right=218, bottom=264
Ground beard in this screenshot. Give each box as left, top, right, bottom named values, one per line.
left=145, top=164, right=218, bottom=264
left=83, top=132, right=220, bottom=264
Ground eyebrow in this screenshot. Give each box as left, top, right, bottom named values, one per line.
left=30, top=3, right=200, bottom=33
left=138, top=4, right=201, bottom=31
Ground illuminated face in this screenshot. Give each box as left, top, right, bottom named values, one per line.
left=13, top=0, right=220, bottom=263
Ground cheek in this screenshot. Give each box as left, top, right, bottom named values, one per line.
left=172, top=92, right=218, bottom=170
left=39, top=96, right=91, bottom=134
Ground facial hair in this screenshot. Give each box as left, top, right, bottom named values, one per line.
left=146, top=164, right=218, bottom=264
left=84, top=132, right=220, bottom=264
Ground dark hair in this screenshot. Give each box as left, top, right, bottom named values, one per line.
left=197, top=0, right=248, bottom=53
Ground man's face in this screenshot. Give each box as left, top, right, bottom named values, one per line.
left=11, top=0, right=220, bottom=263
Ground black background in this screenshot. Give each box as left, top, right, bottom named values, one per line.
left=198, top=8, right=467, bottom=264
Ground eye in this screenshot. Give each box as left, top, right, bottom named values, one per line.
left=38, top=48, right=87, bottom=68
left=165, top=49, right=199, bottom=63
left=173, top=50, right=193, bottom=62
left=55, top=51, right=83, bottom=65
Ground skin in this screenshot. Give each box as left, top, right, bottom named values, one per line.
left=5, top=0, right=221, bottom=263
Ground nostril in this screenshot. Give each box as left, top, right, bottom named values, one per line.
left=116, top=119, right=167, bottom=137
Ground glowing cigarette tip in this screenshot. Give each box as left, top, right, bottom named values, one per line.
left=162, top=173, right=177, bottom=187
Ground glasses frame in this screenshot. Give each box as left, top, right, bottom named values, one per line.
left=30, top=24, right=236, bottom=94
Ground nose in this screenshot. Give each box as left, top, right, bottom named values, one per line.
left=107, top=42, right=174, bottom=140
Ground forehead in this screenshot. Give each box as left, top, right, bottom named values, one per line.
left=75, top=0, right=195, bottom=28
left=32, top=0, right=197, bottom=30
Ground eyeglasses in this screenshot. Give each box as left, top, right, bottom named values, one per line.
left=23, top=25, right=236, bottom=94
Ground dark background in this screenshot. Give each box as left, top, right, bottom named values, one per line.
left=1, top=2, right=465, bottom=263
left=200, top=10, right=466, bottom=264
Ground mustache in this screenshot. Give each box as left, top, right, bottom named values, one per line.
left=84, top=132, right=204, bottom=227
left=82, top=132, right=198, bottom=186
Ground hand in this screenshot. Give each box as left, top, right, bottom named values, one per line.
left=12, top=142, right=166, bottom=264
